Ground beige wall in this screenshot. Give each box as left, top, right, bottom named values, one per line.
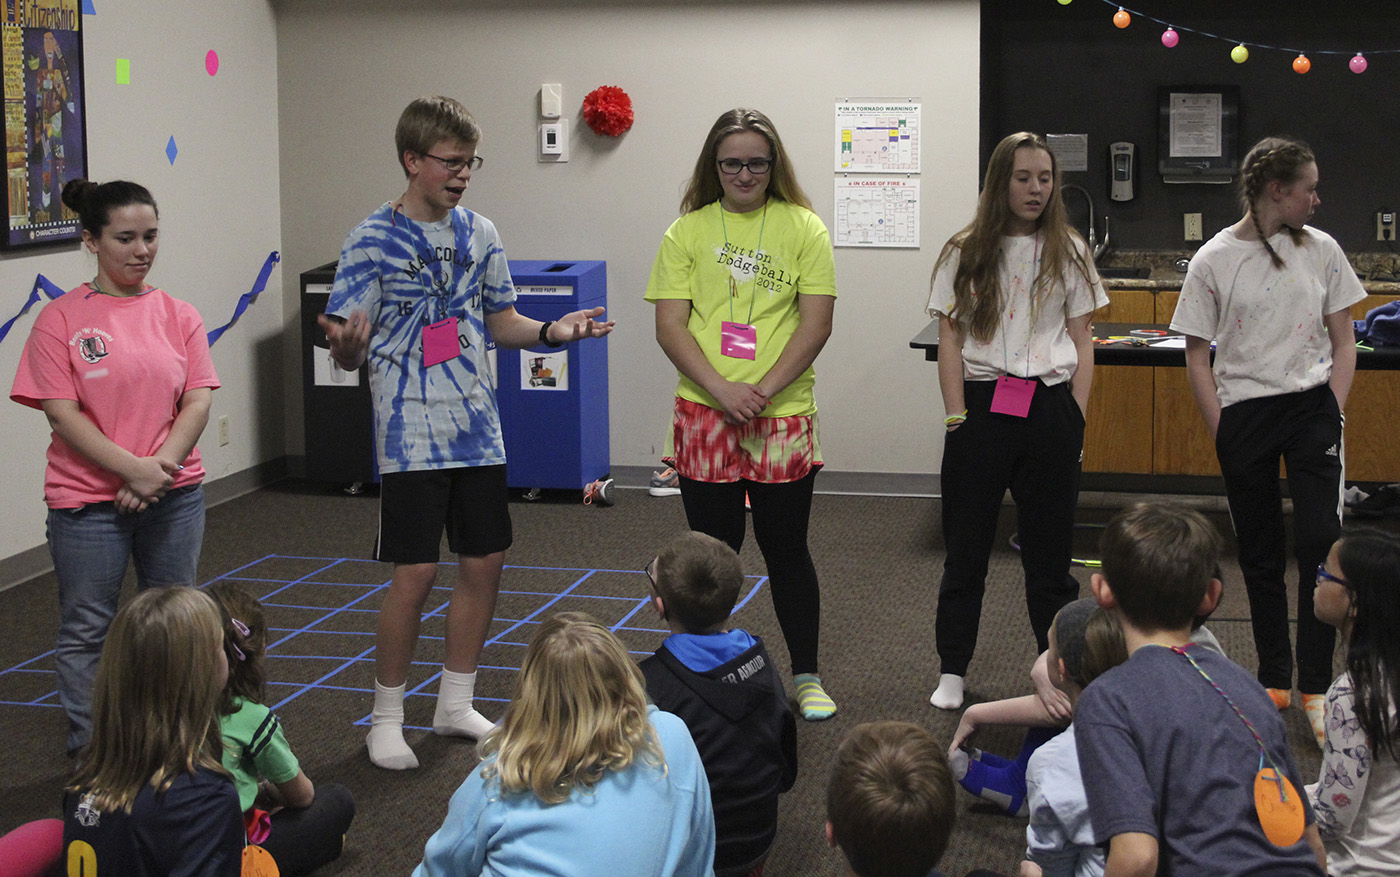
left=2, top=0, right=981, bottom=578
left=0, top=2, right=283, bottom=576
left=274, top=0, right=980, bottom=477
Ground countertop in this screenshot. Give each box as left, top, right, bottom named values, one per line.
left=1095, top=249, right=1400, bottom=294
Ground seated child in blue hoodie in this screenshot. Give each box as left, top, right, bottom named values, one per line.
left=641, top=531, right=798, bottom=877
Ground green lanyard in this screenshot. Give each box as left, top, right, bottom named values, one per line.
left=719, top=200, right=766, bottom=326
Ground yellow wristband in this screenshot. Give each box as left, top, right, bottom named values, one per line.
left=944, top=410, right=968, bottom=428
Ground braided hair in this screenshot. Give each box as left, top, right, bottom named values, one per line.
left=1238, top=137, right=1314, bottom=269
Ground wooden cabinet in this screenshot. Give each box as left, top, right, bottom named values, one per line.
left=1082, top=290, right=1154, bottom=474
left=1151, top=291, right=1218, bottom=476
left=1342, top=294, right=1400, bottom=482
left=1083, top=288, right=1400, bottom=483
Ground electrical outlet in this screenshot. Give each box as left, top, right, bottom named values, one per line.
left=218, top=415, right=230, bottom=447
left=1377, top=211, right=1396, bottom=242
left=1184, top=213, right=1203, bottom=242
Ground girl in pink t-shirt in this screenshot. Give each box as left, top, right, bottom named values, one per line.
left=10, top=178, right=219, bottom=754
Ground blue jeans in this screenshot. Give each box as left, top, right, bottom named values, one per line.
left=47, top=484, right=206, bottom=752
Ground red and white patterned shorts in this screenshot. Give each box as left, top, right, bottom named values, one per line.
left=663, top=397, right=822, bottom=484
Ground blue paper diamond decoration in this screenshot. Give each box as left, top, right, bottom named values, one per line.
left=82, top=0, right=95, bottom=14
left=165, top=136, right=178, bottom=165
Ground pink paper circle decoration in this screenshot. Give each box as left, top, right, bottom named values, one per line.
left=205, top=50, right=219, bottom=77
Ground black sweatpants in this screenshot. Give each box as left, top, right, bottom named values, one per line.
left=261, top=782, right=356, bottom=876
left=679, top=470, right=821, bottom=675
left=1216, top=383, right=1343, bottom=694
left=936, top=379, right=1083, bottom=677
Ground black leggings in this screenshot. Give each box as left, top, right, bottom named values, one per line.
left=936, top=380, right=1083, bottom=677
left=1216, top=384, right=1342, bottom=694
left=678, top=471, right=821, bottom=675
left=260, top=782, right=356, bottom=877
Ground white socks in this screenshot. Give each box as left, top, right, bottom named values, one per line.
left=930, top=673, right=965, bottom=710
left=432, top=669, right=496, bottom=739
left=367, top=680, right=418, bottom=771
left=367, top=672, right=496, bottom=769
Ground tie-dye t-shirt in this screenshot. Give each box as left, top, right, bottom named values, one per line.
left=327, top=203, right=516, bottom=474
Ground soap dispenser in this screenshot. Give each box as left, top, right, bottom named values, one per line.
left=1109, top=142, right=1135, bottom=202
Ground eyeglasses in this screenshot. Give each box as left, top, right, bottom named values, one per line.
left=423, top=153, right=484, bottom=173
left=717, top=157, right=773, bottom=176
left=1316, top=564, right=1349, bottom=588
left=644, top=557, right=659, bottom=591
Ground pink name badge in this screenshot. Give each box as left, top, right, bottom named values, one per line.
left=422, top=317, right=461, bottom=367
left=721, top=321, right=757, bottom=361
left=990, top=375, right=1036, bottom=418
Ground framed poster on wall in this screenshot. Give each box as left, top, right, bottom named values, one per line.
left=1157, top=85, right=1239, bottom=185
left=2, top=0, right=85, bottom=249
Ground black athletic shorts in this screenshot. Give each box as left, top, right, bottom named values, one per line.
left=374, top=465, right=512, bottom=563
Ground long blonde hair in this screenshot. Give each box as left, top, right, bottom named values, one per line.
left=69, top=587, right=229, bottom=813
left=933, top=132, right=1094, bottom=343
left=679, top=108, right=812, bottom=214
left=480, top=612, right=664, bottom=804
left=1239, top=136, right=1314, bottom=269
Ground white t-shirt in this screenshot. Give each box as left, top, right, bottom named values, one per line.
left=927, top=234, right=1107, bottom=386
left=1170, top=225, right=1366, bottom=408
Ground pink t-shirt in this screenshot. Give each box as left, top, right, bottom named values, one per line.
left=10, top=284, right=221, bottom=508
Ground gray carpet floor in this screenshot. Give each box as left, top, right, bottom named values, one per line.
left=0, top=480, right=1355, bottom=876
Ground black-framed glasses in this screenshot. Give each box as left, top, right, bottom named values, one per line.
left=644, top=557, right=659, bottom=591
left=424, top=153, right=484, bottom=173
left=717, top=157, right=773, bottom=175
left=1316, top=564, right=1349, bottom=588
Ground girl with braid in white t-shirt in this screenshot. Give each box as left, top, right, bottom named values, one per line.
left=926, top=132, right=1107, bottom=710
left=1170, top=137, right=1366, bottom=746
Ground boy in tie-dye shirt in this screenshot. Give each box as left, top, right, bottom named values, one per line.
left=321, top=96, right=613, bottom=770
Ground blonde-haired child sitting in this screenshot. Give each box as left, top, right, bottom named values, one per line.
left=62, top=587, right=243, bottom=875
left=414, top=611, right=716, bottom=876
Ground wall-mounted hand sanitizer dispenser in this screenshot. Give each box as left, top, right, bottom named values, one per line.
left=1110, top=142, right=1135, bottom=202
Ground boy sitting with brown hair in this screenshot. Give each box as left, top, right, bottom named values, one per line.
left=1075, top=502, right=1326, bottom=876
left=641, top=531, right=797, bottom=877
left=827, top=720, right=957, bottom=877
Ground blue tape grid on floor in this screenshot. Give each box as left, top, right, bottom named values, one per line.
left=0, top=554, right=770, bottom=733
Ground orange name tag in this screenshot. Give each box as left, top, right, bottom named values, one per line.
left=1253, top=766, right=1305, bottom=848
left=242, top=843, right=280, bottom=877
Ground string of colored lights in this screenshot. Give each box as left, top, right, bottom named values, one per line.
left=1059, top=0, right=1400, bottom=73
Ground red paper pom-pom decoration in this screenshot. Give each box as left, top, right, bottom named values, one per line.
left=582, top=86, right=634, bottom=137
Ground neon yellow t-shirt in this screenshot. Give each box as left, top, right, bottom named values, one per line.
left=645, top=199, right=837, bottom=417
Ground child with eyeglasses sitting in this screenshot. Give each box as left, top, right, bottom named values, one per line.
left=1306, top=529, right=1400, bottom=875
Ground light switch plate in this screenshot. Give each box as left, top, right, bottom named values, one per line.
left=538, top=119, right=568, bottom=163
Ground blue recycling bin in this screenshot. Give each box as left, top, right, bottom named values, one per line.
left=495, top=260, right=609, bottom=491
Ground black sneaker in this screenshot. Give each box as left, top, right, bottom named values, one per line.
left=1350, top=483, right=1400, bottom=518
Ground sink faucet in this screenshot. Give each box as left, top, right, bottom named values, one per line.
left=1061, top=184, right=1110, bottom=262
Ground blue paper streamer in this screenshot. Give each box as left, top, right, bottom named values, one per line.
left=207, top=251, right=280, bottom=346
left=0, top=274, right=66, bottom=346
